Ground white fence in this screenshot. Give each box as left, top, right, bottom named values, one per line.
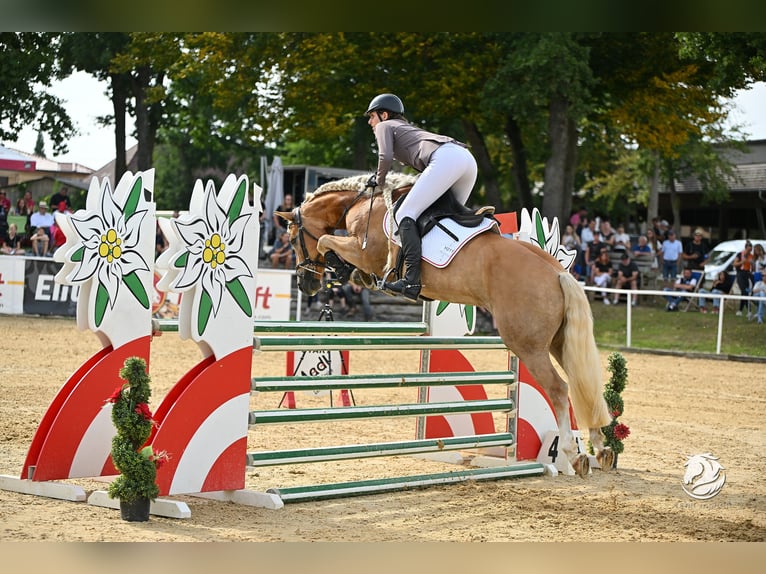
left=583, top=285, right=763, bottom=355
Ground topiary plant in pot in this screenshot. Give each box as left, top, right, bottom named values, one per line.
left=106, top=357, right=167, bottom=521
left=600, top=352, right=631, bottom=467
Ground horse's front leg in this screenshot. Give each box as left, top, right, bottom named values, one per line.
left=316, top=234, right=375, bottom=284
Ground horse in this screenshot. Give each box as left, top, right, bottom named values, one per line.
left=277, top=173, right=614, bottom=476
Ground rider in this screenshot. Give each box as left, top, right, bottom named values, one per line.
left=365, top=93, right=478, bottom=301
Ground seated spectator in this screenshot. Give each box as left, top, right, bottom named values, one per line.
left=613, top=224, right=631, bottom=252
left=342, top=282, right=374, bottom=321
left=0, top=190, right=10, bottom=213
left=752, top=272, right=765, bottom=325
left=585, top=235, right=609, bottom=279
left=663, top=267, right=698, bottom=311
left=613, top=252, right=639, bottom=305
left=30, top=201, right=54, bottom=239
left=31, top=227, right=50, bottom=256
left=1, top=223, right=25, bottom=255
left=592, top=250, right=614, bottom=304
left=698, top=271, right=734, bottom=314
left=682, top=228, right=708, bottom=270
left=632, top=234, right=652, bottom=255
left=49, top=187, right=71, bottom=210
left=561, top=224, right=583, bottom=278
left=598, top=218, right=615, bottom=249
left=269, top=231, right=295, bottom=268
left=49, top=201, right=70, bottom=254
left=155, top=219, right=169, bottom=259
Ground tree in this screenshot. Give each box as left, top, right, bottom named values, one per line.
left=34, top=131, right=45, bottom=156
left=0, top=33, right=75, bottom=154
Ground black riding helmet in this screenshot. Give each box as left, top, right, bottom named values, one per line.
left=365, top=93, right=404, bottom=116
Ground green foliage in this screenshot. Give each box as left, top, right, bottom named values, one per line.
left=601, top=352, right=629, bottom=455
left=107, top=357, right=159, bottom=503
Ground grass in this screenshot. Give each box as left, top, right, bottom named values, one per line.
left=590, top=295, right=765, bottom=358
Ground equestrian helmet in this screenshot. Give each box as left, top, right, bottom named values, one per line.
left=365, top=93, right=404, bottom=116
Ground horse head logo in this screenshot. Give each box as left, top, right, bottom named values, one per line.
left=682, top=453, right=726, bottom=500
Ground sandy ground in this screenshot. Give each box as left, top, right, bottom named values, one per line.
left=1, top=314, right=765, bottom=544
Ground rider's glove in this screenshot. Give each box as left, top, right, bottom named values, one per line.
left=366, top=175, right=378, bottom=188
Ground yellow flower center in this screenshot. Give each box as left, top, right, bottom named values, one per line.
left=98, top=228, right=123, bottom=263
left=203, top=233, right=226, bottom=269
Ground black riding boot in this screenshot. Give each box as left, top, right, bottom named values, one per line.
left=384, top=217, right=422, bottom=302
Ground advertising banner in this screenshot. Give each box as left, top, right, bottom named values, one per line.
left=0, top=257, right=25, bottom=315
left=23, top=257, right=79, bottom=316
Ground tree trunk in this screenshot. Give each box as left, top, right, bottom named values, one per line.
left=647, top=150, right=660, bottom=223
left=462, top=120, right=501, bottom=209
left=131, top=66, right=163, bottom=172
left=667, top=163, right=681, bottom=233
left=542, top=96, right=576, bottom=227
left=351, top=116, right=368, bottom=171
left=505, top=116, right=532, bottom=212
left=111, top=73, right=129, bottom=183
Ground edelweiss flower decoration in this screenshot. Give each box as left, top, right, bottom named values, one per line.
left=518, top=207, right=577, bottom=271
left=57, top=176, right=151, bottom=327
left=157, top=177, right=254, bottom=336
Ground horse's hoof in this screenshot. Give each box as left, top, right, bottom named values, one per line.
left=572, top=453, right=590, bottom=478
left=597, top=448, right=615, bottom=472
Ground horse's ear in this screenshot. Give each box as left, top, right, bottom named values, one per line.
left=274, top=210, right=293, bottom=222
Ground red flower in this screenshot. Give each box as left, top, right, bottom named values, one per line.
left=614, top=423, right=631, bottom=440
left=106, top=386, right=124, bottom=404
left=150, top=450, right=170, bottom=469
left=611, top=408, right=622, bottom=418
left=134, top=402, right=154, bottom=421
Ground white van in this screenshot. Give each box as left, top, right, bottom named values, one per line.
left=703, top=239, right=766, bottom=283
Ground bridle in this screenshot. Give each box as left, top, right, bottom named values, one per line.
left=288, top=189, right=371, bottom=278
left=289, top=207, right=325, bottom=278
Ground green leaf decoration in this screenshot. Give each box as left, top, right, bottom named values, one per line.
left=95, top=282, right=110, bottom=327
left=534, top=213, right=545, bottom=249
left=228, top=178, right=247, bottom=225
left=436, top=301, right=450, bottom=315
left=226, top=278, right=253, bottom=317
left=464, top=305, right=474, bottom=331
left=124, top=176, right=142, bottom=220
left=71, top=246, right=84, bottom=262
left=174, top=252, right=188, bottom=268
left=123, top=271, right=150, bottom=309
left=197, top=289, right=213, bottom=335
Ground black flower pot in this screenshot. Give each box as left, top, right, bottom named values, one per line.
left=612, top=452, right=619, bottom=469
left=120, top=497, right=151, bottom=522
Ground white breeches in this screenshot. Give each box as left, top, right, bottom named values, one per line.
left=395, top=143, right=478, bottom=224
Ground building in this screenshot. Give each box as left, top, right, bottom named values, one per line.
left=658, top=139, right=766, bottom=240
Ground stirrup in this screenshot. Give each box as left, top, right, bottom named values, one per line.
left=383, top=279, right=421, bottom=302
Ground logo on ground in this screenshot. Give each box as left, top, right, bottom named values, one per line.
left=682, top=453, right=726, bottom=500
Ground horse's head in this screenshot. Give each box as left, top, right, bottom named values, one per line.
left=275, top=206, right=329, bottom=296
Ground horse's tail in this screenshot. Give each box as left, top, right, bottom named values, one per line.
left=558, top=272, right=612, bottom=430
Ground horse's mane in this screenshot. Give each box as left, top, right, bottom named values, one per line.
left=305, top=172, right=417, bottom=203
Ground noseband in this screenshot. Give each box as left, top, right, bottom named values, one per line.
left=290, top=207, right=325, bottom=277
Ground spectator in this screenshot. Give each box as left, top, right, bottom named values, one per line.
left=613, top=224, right=631, bottom=252
left=1, top=223, right=25, bottom=255
left=49, top=187, right=71, bottom=210
left=592, top=250, right=614, bottom=304
left=271, top=193, right=294, bottom=244
left=580, top=218, right=596, bottom=245
left=585, top=233, right=609, bottom=278
left=269, top=230, right=295, bottom=269
left=732, top=241, right=754, bottom=317
left=342, top=282, right=374, bottom=321
left=14, top=191, right=35, bottom=216
left=49, top=202, right=70, bottom=254
left=753, top=243, right=766, bottom=274
left=657, top=219, right=670, bottom=240
left=562, top=224, right=583, bottom=279
left=569, top=206, right=587, bottom=229
left=752, top=272, right=765, bottom=325
left=632, top=234, right=652, bottom=255
left=698, top=271, right=735, bottom=314
left=598, top=218, right=615, bottom=249
left=663, top=267, right=698, bottom=311
left=30, top=200, right=54, bottom=238
left=613, top=252, right=639, bottom=305
left=31, top=227, right=50, bottom=256
left=659, top=229, right=683, bottom=280
left=682, top=228, right=708, bottom=270
left=155, top=219, right=169, bottom=259
left=644, top=228, right=661, bottom=271
left=0, top=190, right=11, bottom=213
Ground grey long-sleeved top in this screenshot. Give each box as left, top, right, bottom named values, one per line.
left=373, top=119, right=467, bottom=188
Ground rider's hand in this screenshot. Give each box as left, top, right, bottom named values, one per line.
left=366, top=175, right=378, bottom=188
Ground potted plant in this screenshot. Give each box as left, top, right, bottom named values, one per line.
left=106, top=357, right=167, bottom=521
left=600, top=352, right=631, bottom=468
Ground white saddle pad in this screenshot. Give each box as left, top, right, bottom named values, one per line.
left=383, top=211, right=498, bottom=268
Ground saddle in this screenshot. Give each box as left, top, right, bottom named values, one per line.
left=393, top=190, right=496, bottom=240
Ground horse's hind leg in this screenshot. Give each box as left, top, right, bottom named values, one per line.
left=517, top=351, right=590, bottom=477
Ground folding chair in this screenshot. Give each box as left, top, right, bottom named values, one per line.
left=682, top=269, right=705, bottom=312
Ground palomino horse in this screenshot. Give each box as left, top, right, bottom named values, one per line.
left=277, top=173, right=614, bottom=475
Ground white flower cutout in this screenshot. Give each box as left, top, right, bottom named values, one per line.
left=62, top=177, right=151, bottom=326
left=160, top=179, right=253, bottom=335
left=518, top=207, right=577, bottom=270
